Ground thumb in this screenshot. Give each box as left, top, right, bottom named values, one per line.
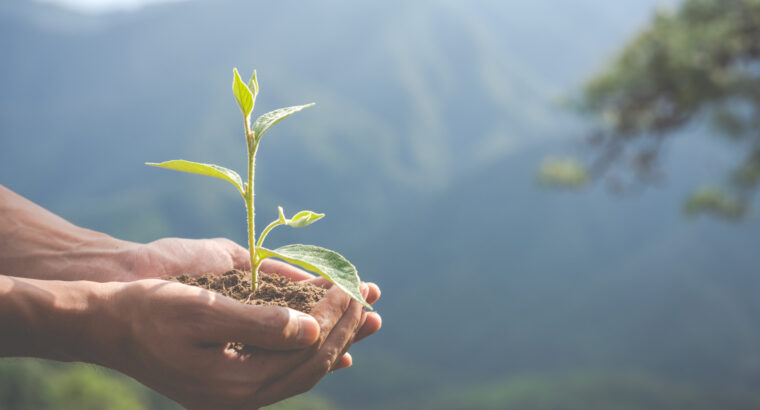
left=210, top=302, right=320, bottom=350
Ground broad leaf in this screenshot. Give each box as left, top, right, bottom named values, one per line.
left=252, top=103, right=315, bottom=142
left=257, top=244, right=370, bottom=309
left=232, top=68, right=253, bottom=118
left=146, top=160, right=244, bottom=196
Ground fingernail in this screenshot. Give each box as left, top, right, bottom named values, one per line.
left=297, top=314, right=319, bottom=345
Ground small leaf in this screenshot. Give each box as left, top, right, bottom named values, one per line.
left=257, top=245, right=369, bottom=309
left=232, top=68, right=254, bottom=118
left=247, top=70, right=259, bottom=99
left=287, top=210, right=324, bottom=227
left=252, top=103, right=315, bottom=143
left=146, top=160, right=244, bottom=196
left=277, top=206, right=287, bottom=224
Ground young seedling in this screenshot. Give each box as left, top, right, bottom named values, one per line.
left=147, top=68, right=370, bottom=309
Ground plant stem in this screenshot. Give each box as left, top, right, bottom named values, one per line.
left=243, top=114, right=260, bottom=292
left=257, top=219, right=280, bottom=249
left=247, top=145, right=258, bottom=291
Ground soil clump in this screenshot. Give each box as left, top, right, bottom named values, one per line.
left=171, top=269, right=326, bottom=313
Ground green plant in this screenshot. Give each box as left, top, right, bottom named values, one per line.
left=147, top=68, right=369, bottom=308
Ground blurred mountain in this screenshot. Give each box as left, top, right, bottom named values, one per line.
left=1, top=0, right=661, bottom=243
left=315, top=132, right=760, bottom=408
left=3, top=0, right=759, bottom=409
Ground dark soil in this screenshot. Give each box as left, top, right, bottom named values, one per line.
left=170, top=269, right=326, bottom=313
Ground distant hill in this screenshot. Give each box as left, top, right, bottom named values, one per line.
left=4, top=1, right=760, bottom=409
left=1, top=0, right=662, bottom=243
left=315, top=134, right=760, bottom=407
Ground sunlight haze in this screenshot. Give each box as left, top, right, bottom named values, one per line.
left=36, top=0, right=185, bottom=13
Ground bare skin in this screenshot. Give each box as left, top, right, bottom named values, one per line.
left=0, top=185, right=381, bottom=408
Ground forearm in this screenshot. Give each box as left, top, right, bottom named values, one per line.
left=0, top=274, right=121, bottom=364
left=0, top=185, right=139, bottom=281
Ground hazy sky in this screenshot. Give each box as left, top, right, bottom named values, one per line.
left=36, top=0, right=185, bottom=13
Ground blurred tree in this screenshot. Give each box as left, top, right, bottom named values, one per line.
left=537, top=157, right=589, bottom=189
left=48, top=365, right=146, bottom=410
left=0, top=359, right=154, bottom=410
left=574, top=0, right=760, bottom=219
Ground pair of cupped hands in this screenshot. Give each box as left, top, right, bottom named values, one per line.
left=117, top=237, right=382, bottom=409
left=0, top=185, right=380, bottom=409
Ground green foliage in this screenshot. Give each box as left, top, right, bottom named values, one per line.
left=252, top=104, right=315, bottom=145
left=537, top=156, right=589, bottom=188
left=578, top=0, right=760, bottom=219
left=146, top=160, right=245, bottom=197
left=247, top=69, right=259, bottom=106
left=232, top=67, right=254, bottom=119
left=263, top=393, right=335, bottom=409
left=258, top=244, right=370, bottom=309
left=147, top=68, right=366, bottom=306
left=0, top=359, right=52, bottom=410
left=0, top=359, right=175, bottom=410
left=684, top=185, right=748, bottom=219
left=257, top=207, right=325, bottom=248
left=48, top=366, right=145, bottom=410
left=283, top=209, right=325, bottom=228
left=377, top=372, right=760, bottom=410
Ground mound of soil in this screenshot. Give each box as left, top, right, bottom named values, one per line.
left=171, top=269, right=326, bottom=313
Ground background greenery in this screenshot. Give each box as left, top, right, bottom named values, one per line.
left=1, top=0, right=759, bottom=408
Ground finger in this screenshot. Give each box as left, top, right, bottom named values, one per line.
left=327, top=284, right=373, bottom=371
left=255, top=288, right=366, bottom=406
left=306, top=276, right=332, bottom=289
left=353, top=312, right=382, bottom=344
left=365, top=282, right=381, bottom=305
left=259, top=259, right=314, bottom=282
left=206, top=300, right=319, bottom=350
left=213, top=238, right=251, bottom=272
left=330, top=310, right=366, bottom=371
left=305, top=280, right=380, bottom=308
left=308, top=285, right=352, bottom=341
left=331, top=353, right=352, bottom=372
left=241, top=285, right=354, bottom=382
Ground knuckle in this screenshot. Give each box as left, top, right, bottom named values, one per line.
left=349, top=308, right=363, bottom=329
left=308, top=354, right=334, bottom=378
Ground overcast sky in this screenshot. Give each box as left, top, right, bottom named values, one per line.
left=36, top=0, right=185, bottom=13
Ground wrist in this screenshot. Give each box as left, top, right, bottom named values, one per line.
left=0, top=276, right=128, bottom=365
left=78, top=280, right=134, bottom=368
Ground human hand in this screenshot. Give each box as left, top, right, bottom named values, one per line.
left=97, top=278, right=370, bottom=409
left=129, top=237, right=251, bottom=279
left=130, top=238, right=382, bottom=360
left=259, top=258, right=383, bottom=364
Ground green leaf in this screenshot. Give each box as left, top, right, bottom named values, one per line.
left=232, top=68, right=253, bottom=118
left=247, top=70, right=259, bottom=99
left=288, top=210, right=324, bottom=227
left=280, top=207, right=324, bottom=228
left=257, top=245, right=370, bottom=309
left=146, top=160, right=244, bottom=196
left=252, top=103, right=315, bottom=143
